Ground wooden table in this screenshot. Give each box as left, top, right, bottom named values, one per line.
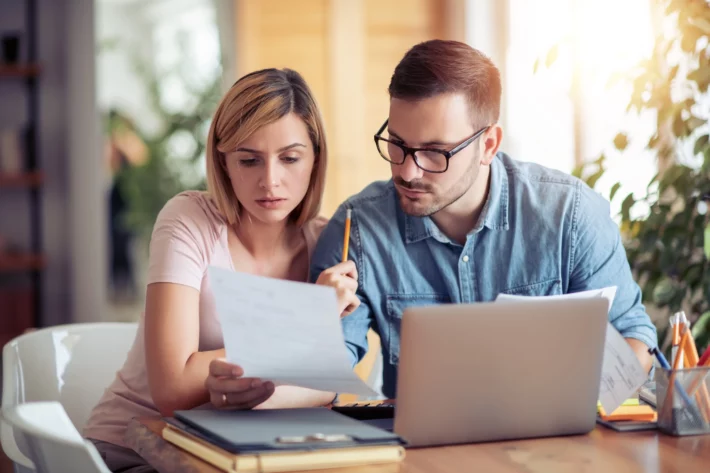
left=126, top=417, right=710, bottom=473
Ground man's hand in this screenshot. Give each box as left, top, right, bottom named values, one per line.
left=626, top=338, right=654, bottom=373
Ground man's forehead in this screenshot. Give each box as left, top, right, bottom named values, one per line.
left=387, top=98, right=475, bottom=144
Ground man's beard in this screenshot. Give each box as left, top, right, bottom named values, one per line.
left=394, top=163, right=478, bottom=217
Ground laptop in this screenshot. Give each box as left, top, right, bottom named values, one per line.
left=361, top=298, right=608, bottom=447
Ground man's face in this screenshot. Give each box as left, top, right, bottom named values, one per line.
left=385, top=93, right=487, bottom=217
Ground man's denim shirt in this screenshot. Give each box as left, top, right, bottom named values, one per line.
left=310, top=153, right=657, bottom=399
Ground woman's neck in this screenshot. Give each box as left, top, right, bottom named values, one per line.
left=233, top=216, right=295, bottom=260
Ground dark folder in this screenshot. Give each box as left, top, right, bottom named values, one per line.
left=172, top=407, right=405, bottom=454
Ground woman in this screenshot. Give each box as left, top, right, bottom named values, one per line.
left=84, top=68, right=359, bottom=472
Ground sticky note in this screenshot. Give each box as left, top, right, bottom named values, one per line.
left=598, top=405, right=657, bottom=422
left=597, top=398, right=639, bottom=410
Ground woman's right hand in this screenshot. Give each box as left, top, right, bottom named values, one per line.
left=205, top=358, right=275, bottom=410
left=315, top=260, right=360, bottom=317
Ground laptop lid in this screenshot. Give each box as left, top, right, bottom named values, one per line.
left=393, top=298, right=608, bottom=447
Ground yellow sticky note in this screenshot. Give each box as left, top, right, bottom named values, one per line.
left=597, top=398, right=639, bottom=411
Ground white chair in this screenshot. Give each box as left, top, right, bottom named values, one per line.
left=1, top=402, right=110, bottom=473
left=1, top=322, right=138, bottom=471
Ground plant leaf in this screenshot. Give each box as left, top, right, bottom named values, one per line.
left=689, top=67, right=710, bottom=93
left=695, top=135, right=709, bottom=155
left=642, top=277, right=660, bottom=304
left=652, top=277, right=675, bottom=305
left=609, top=182, right=622, bottom=201
left=659, top=165, right=688, bottom=192
left=572, top=164, right=585, bottom=179
left=705, top=222, right=710, bottom=260
left=621, top=193, right=636, bottom=222
left=672, top=114, right=688, bottom=137
left=692, top=311, right=710, bottom=341
left=613, top=132, right=629, bottom=151
left=684, top=263, right=704, bottom=288
left=688, top=116, right=705, bottom=132
left=586, top=167, right=605, bottom=190
left=545, top=44, right=559, bottom=68
left=664, top=224, right=688, bottom=241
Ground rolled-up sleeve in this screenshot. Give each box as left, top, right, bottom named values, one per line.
left=568, top=185, right=658, bottom=350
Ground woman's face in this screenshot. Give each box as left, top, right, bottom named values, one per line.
left=224, top=113, right=316, bottom=225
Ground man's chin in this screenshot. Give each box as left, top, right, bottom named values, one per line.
left=398, top=194, right=434, bottom=217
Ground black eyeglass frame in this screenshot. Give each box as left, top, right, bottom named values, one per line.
left=373, top=119, right=490, bottom=173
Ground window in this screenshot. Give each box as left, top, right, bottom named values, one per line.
left=502, top=0, right=657, bottom=219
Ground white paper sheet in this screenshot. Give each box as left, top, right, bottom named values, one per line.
left=208, top=266, right=377, bottom=396
left=495, top=287, right=648, bottom=413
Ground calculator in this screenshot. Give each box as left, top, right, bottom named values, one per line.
left=331, top=403, right=395, bottom=420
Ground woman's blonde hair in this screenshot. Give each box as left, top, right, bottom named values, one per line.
left=206, top=68, right=327, bottom=227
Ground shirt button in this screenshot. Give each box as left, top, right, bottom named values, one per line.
left=462, top=255, right=470, bottom=263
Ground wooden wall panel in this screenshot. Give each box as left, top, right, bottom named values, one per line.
left=235, top=0, right=458, bottom=216
left=362, top=0, right=446, bottom=201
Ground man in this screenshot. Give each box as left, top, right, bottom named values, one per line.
left=311, top=40, right=656, bottom=399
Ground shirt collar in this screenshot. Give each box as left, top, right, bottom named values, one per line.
left=481, top=154, right=510, bottom=231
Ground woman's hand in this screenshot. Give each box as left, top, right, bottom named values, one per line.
left=315, top=260, right=360, bottom=317
left=205, top=359, right=275, bottom=410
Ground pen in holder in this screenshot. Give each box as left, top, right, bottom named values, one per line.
left=655, top=366, right=710, bottom=436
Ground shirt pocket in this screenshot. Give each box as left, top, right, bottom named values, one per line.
left=385, top=293, right=450, bottom=365
left=501, top=278, right=562, bottom=296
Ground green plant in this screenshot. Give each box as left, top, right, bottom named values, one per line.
left=111, top=54, right=223, bottom=240
left=571, top=0, right=710, bottom=352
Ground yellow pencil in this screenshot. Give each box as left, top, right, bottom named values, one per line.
left=342, top=208, right=352, bottom=262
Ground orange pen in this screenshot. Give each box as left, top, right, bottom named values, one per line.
left=341, top=208, right=352, bottom=262
left=674, top=330, right=687, bottom=371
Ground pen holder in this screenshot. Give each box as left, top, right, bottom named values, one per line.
left=655, top=367, right=710, bottom=436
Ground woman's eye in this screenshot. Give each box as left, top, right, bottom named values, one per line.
left=239, top=158, right=260, bottom=167
left=281, top=156, right=300, bottom=164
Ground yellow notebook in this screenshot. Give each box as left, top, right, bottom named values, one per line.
left=162, top=424, right=405, bottom=473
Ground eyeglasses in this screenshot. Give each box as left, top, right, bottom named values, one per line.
left=374, top=119, right=490, bottom=173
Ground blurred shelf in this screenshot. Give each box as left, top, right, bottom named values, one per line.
left=0, top=64, right=41, bottom=78
left=0, top=172, right=44, bottom=188
left=0, top=253, right=46, bottom=273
